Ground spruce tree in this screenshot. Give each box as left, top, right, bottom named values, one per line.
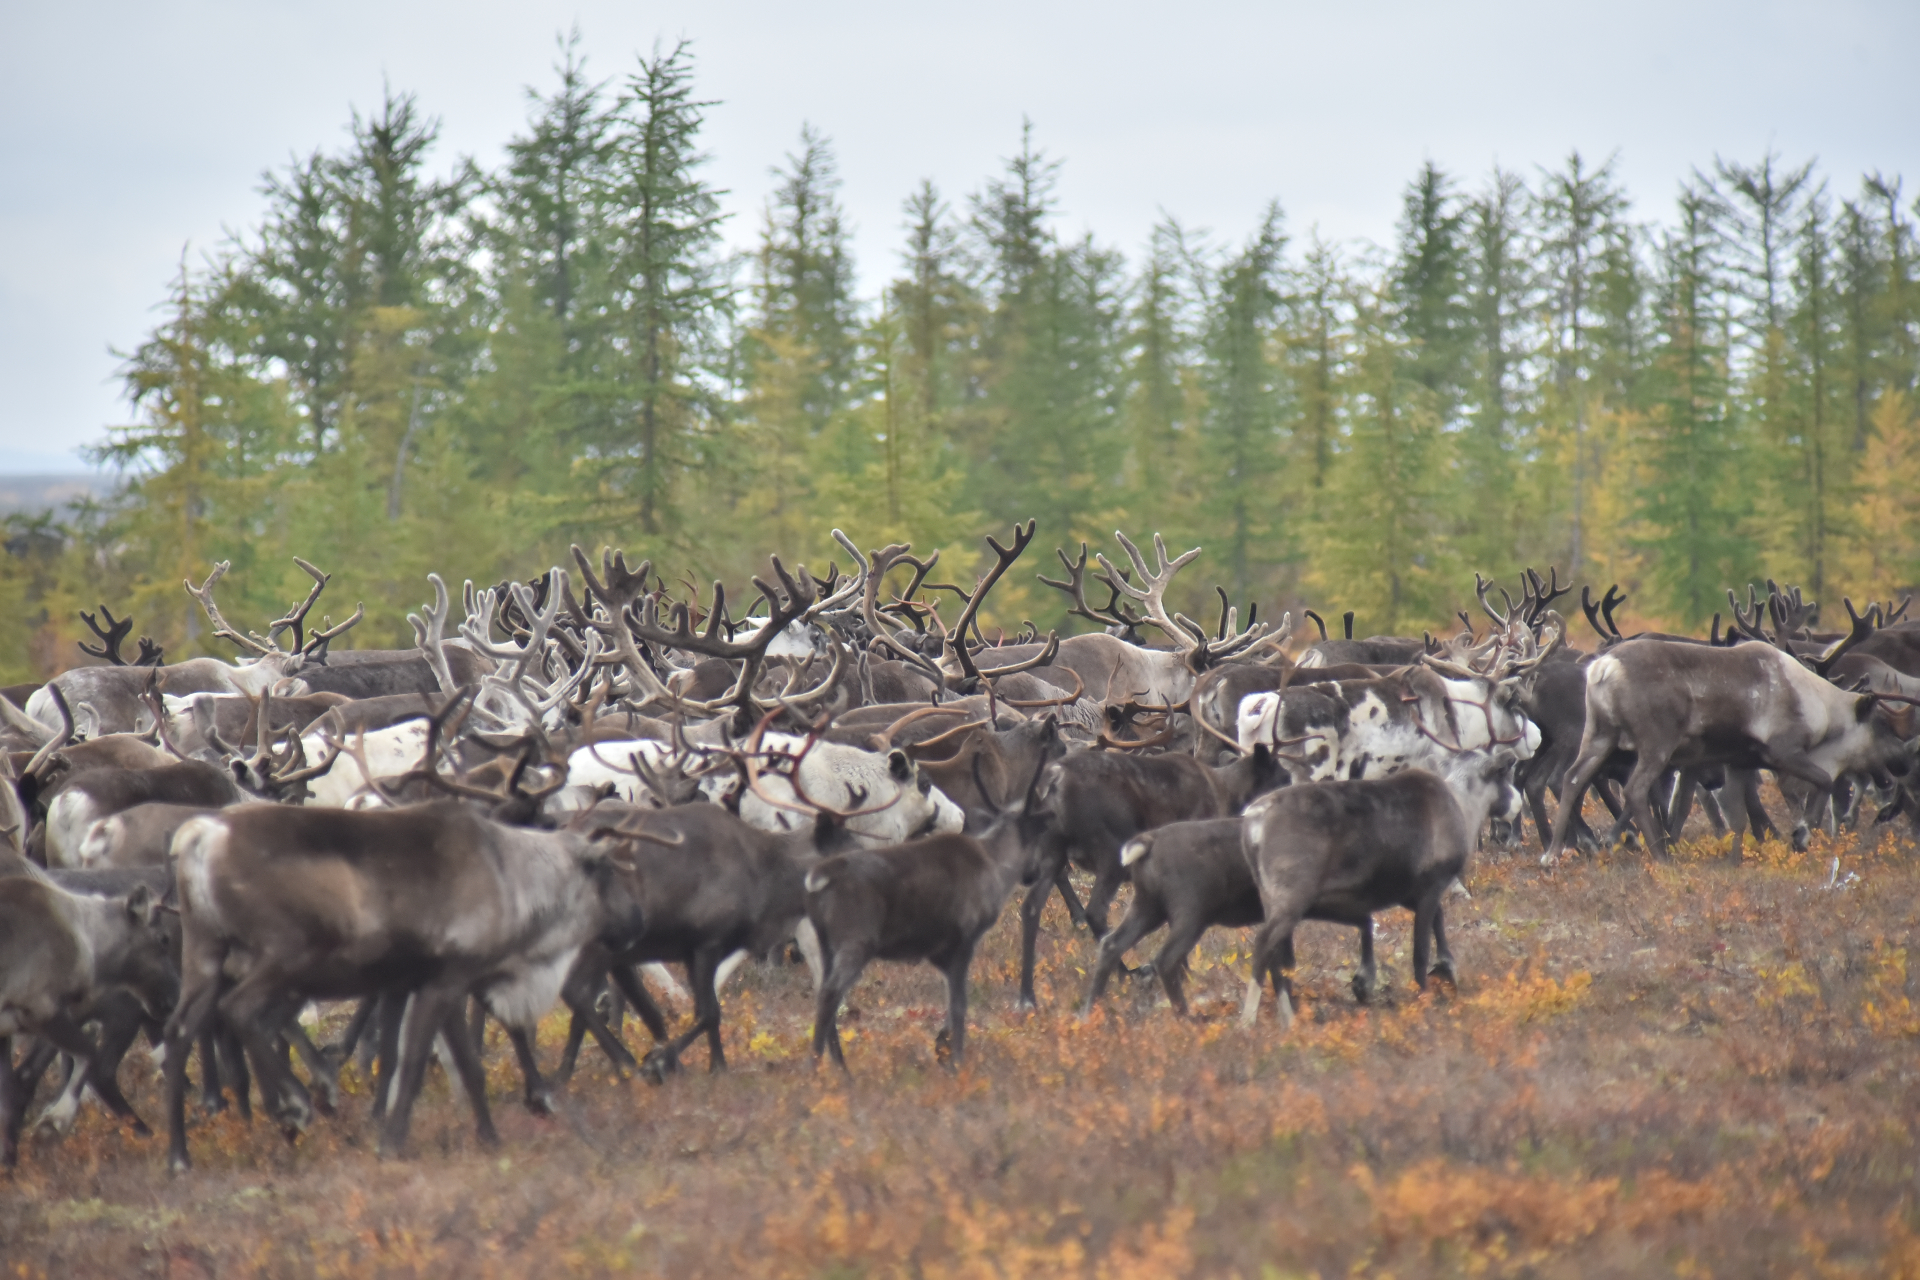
left=1121, top=218, right=1205, bottom=540
left=594, top=39, right=730, bottom=542
left=1392, top=162, right=1472, bottom=424
left=1200, top=204, right=1288, bottom=600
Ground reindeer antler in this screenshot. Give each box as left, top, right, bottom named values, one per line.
left=185, top=563, right=275, bottom=656
left=78, top=606, right=134, bottom=665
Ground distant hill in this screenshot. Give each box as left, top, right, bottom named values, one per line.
left=0, top=473, right=111, bottom=517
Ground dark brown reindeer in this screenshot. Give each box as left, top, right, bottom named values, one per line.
left=1014, top=733, right=1284, bottom=1010
left=806, top=749, right=1055, bottom=1071
left=551, top=775, right=859, bottom=1086
left=1079, top=817, right=1384, bottom=1018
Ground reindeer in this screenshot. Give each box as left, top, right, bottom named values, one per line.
left=41, top=760, right=244, bottom=868
left=806, top=752, right=1053, bottom=1071
left=1543, top=600, right=1919, bottom=864
left=1019, top=533, right=1289, bottom=708
left=551, top=786, right=857, bottom=1085
left=1, top=871, right=176, bottom=1166
left=1014, top=736, right=1284, bottom=1009
left=1238, top=746, right=1523, bottom=1028
left=159, top=801, right=657, bottom=1169
left=27, top=560, right=365, bottom=735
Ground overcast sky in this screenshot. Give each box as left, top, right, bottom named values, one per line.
left=2, top=0, right=1915, bottom=472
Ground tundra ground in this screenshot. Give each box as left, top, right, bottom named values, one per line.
left=4, top=818, right=1920, bottom=1278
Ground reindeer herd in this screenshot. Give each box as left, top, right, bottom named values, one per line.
left=2, top=524, right=1916, bottom=1174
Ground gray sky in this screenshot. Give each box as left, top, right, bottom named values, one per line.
left=2, top=0, right=1915, bottom=472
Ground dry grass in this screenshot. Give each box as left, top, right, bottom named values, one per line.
left=5, top=812, right=1920, bottom=1278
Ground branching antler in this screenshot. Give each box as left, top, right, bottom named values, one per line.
left=185, top=563, right=274, bottom=656
left=570, top=546, right=681, bottom=711
left=1810, top=599, right=1878, bottom=678
left=1038, top=543, right=1137, bottom=631
left=268, top=558, right=331, bottom=651
left=862, top=543, right=947, bottom=684
left=78, top=606, right=133, bottom=665
left=1096, top=531, right=1272, bottom=669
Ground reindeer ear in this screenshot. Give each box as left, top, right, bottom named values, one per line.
left=1856, top=694, right=1877, bottom=723
left=125, top=883, right=157, bottom=926
left=888, top=750, right=914, bottom=783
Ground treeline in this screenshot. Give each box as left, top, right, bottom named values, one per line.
left=5, top=36, right=1920, bottom=681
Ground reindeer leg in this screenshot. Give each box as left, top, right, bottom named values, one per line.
left=0, top=1037, right=19, bottom=1169
left=1544, top=734, right=1620, bottom=865
left=1082, top=862, right=1126, bottom=940
left=379, top=984, right=461, bottom=1160
left=162, top=949, right=229, bottom=1172
left=610, top=964, right=673, bottom=1044
left=1242, top=899, right=1307, bottom=1030
left=1762, top=754, right=1836, bottom=852
left=1735, top=768, right=1778, bottom=845
left=564, top=981, right=640, bottom=1080
left=330, top=995, right=376, bottom=1066
left=270, top=1006, right=339, bottom=1116
left=1016, top=854, right=1063, bottom=1010
left=437, top=1004, right=499, bottom=1149
left=1352, top=919, right=1378, bottom=1003
left=216, top=968, right=312, bottom=1142
left=812, top=945, right=869, bottom=1073
left=1621, top=748, right=1678, bottom=862
left=1053, top=868, right=1089, bottom=931
left=934, top=942, right=977, bottom=1068
left=501, top=1025, right=556, bottom=1116
left=557, top=951, right=613, bottom=1082
left=1428, top=908, right=1456, bottom=988
left=1147, top=917, right=1212, bottom=1019
left=1412, top=895, right=1442, bottom=990
left=1080, top=893, right=1165, bottom=1015
left=74, top=995, right=151, bottom=1135
left=1524, top=771, right=1558, bottom=852
left=370, top=995, right=406, bottom=1123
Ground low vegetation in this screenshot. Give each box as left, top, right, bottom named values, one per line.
left=5, top=812, right=1918, bottom=1278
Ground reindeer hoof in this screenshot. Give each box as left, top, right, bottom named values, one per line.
left=524, top=1088, right=556, bottom=1117
left=1350, top=973, right=1373, bottom=1004
left=639, top=1047, right=679, bottom=1085
left=1791, top=825, right=1811, bottom=852
left=1428, top=962, right=1457, bottom=990
left=168, top=1152, right=192, bottom=1175
left=933, top=1027, right=954, bottom=1069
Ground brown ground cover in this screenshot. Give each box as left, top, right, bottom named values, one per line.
left=4, top=815, right=1920, bottom=1278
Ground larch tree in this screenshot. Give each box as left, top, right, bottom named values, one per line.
left=1459, top=167, right=1532, bottom=575
left=1636, top=186, right=1753, bottom=624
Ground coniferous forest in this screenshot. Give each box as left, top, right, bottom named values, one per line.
left=6, top=36, right=1919, bottom=681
